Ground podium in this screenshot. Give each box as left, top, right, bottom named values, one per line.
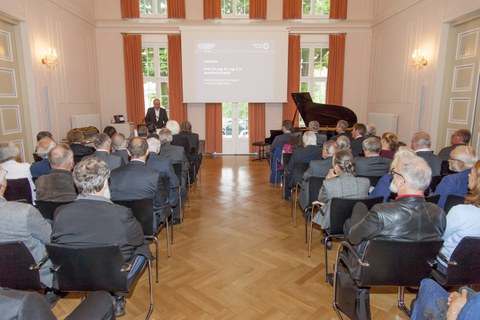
left=110, top=122, right=136, bottom=138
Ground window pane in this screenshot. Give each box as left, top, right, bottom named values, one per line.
left=315, top=0, right=330, bottom=15
left=143, top=81, right=157, bottom=111
left=237, top=0, right=249, bottom=15
left=321, top=48, right=329, bottom=77
left=301, top=48, right=310, bottom=62
left=302, top=0, right=312, bottom=15
left=312, top=81, right=326, bottom=103
left=301, top=63, right=309, bottom=77
left=301, top=48, right=310, bottom=77
left=159, top=48, right=168, bottom=77
left=222, top=0, right=233, bottom=14
left=157, top=0, right=167, bottom=14
left=301, top=82, right=309, bottom=92
left=142, top=48, right=155, bottom=77
left=140, top=0, right=153, bottom=14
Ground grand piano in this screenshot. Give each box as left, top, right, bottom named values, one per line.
left=265, top=92, right=357, bottom=144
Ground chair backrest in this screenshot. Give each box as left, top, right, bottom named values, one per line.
left=425, top=194, right=441, bottom=204
left=46, top=243, right=129, bottom=292
left=282, top=153, right=292, bottom=167
left=358, top=239, right=443, bottom=287
left=35, top=201, right=71, bottom=221
left=438, top=237, right=480, bottom=285
left=329, top=196, right=384, bottom=235
left=4, top=178, right=32, bottom=204
left=0, top=241, right=44, bottom=290
left=308, top=177, right=325, bottom=205
left=114, top=198, right=155, bottom=235
left=444, top=195, right=465, bottom=213
left=357, top=176, right=382, bottom=188
left=292, top=162, right=309, bottom=186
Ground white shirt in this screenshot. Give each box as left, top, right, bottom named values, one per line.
left=1, top=159, right=36, bottom=202
left=154, top=108, right=160, bottom=120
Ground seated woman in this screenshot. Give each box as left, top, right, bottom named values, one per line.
left=437, top=159, right=480, bottom=273
left=379, top=132, right=399, bottom=159
left=312, top=150, right=370, bottom=229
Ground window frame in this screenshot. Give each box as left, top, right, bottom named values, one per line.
left=139, top=0, right=168, bottom=18
left=221, top=0, right=249, bottom=19
left=302, top=0, right=330, bottom=19
left=142, top=42, right=169, bottom=114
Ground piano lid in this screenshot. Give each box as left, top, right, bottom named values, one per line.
left=291, top=92, right=357, bottom=127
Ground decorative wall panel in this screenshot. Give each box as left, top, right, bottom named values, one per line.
left=0, top=105, right=21, bottom=134
left=10, top=139, right=25, bottom=163
left=0, top=30, right=12, bottom=61
left=448, top=98, right=470, bottom=125
left=456, top=28, right=479, bottom=59
left=0, top=68, right=17, bottom=97
left=452, top=64, right=475, bottom=91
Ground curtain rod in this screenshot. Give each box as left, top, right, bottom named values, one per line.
left=122, top=31, right=180, bottom=35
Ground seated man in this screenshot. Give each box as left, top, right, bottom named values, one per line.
left=90, top=133, right=122, bottom=171
left=298, top=140, right=338, bottom=210
left=307, top=120, right=327, bottom=148
left=30, top=137, right=56, bottom=179
left=411, top=131, right=443, bottom=176
left=110, top=137, right=163, bottom=228
left=438, top=129, right=471, bottom=161
left=51, top=157, right=151, bottom=317
left=285, top=131, right=323, bottom=199
left=111, top=133, right=129, bottom=165
left=267, top=120, right=293, bottom=166
left=339, top=156, right=445, bottom=306
left=0, top=165, right=53, bottom=288
left=35, top=144, right=77, bottom=203
left=434, top=146, right=477, bottom=209
left=350, top=123, right=367, bottom=157
left=330, top=119, right=353, bottom=141
left=354, top=137, right=391, bottom=177
left=158, top=128, right=190, bottom=187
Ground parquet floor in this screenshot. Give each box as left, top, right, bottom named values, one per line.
left=52, top=155, right=411, bottom=320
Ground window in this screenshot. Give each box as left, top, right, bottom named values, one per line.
left=222, top=0, right=249, bottom=17
left=139, top=0, right=167, bottom=16
left=302, top=0, right=330, bottom=18
left=142, top=45, right=169, bottom=113
left=300, top=44, right=329, bottom=125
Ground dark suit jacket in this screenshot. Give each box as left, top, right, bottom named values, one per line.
left=179, top=131, right=200, bottom=153
left=51, top=195, right=151, bottom=262
left=30, top=158, right=51, bottom=179
left=286, top=145, right=323, bottom=188
left=0, top=289, right=56, bottom=320
left=299, top=157, right=333, bottom=209
left=145, top=107, right=168, bottom=129
left=416, top=150, right=443, bottom=176
left=91, top=150, right=122, bottom=171
left=147, top=152, right=180, bottom=207
left=112, top=149, right=129, bottom=165
left=172, top=134, right=191, bottom=161
left=70, top=143, right=94, bottom=157
left=355, top=156, right=391, bottom=177
left=350, top=136, right=366, bottom=157
left=158, top=143, right=189, bottom=186
left=331, top=132, right=353, bottom=141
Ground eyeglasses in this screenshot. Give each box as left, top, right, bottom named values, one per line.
left=390, top=169, right=405, bottom=180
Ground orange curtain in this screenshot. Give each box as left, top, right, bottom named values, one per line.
left=330, top=0, right=348, bottom=19
left=282, top=0, right=302, bottom=19
left=168, top=34, right=187, bottom=124
left=326, top=33, right=346, bottom=105
left=120, top=0, right=140, bottom=18
left=123, top=34, right=145, bottom=125
left=248, top=103, right=266, bottom=152
left=205, top=103, right=222, bottom=153
left=167, top=0, right=186, bottom=18
left=204, top=0, right=221, bottom=19
left=283, top=35, right=300, bottom=127
left=250, top=0, right=267, bottom=19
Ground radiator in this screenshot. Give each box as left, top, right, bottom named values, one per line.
left=71, top=114, right=101, bottom=131
left=367, top=112, right=398, bottom=135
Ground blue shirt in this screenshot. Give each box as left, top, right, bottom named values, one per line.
left=434, top=169, right=470, bottom=209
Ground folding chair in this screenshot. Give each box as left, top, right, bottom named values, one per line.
left=443, top=194, right=465, bottom=213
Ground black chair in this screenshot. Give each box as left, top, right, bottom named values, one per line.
left=172, top=162, right=187, bottom=226
left=357, top=176, right=382, bottom=188
left=427, top=176, right=443, bottom=195
left=4, top=178, right=33, bottom=204
left=431, top=236, right=480, bottom=286
left=114, top=198, right=172, bottom=283
left=0, top=241, right=47, bottom=290
left=425, top=194, right=441, bottom=204
left=333, top=239, right=443, bottom=319
left=276, top=152, right=292, bottom=193
left=35, top=200, right=72, bottom=221
left=313, top=196, right=383, bottom=283
left=302, top=176, right=325, bottom=243
left=444, top=194, right=465, bottom=213
left=291, top=162, right=310, bottom=226
left=46, top=243, right=153, bottom=319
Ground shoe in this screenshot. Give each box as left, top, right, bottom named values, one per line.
left=114, top=297, right=126, bottom=317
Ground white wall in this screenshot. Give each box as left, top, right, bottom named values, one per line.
left=1, top=0, right=100, bottom=142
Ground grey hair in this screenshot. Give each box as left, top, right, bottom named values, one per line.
left=362, top=137, right=381, bottom=154
left=36, top=138, right=57, bottom=159
left=397, top=156, right=432, bottom=192
left=333, top=149, right=356, bottom=174
left=308, top=121, right=320, bottom=133
left=323, top=140, right=339, bottom=156
left=158, top=128, right=173, bottom=144
left=337, top=136, right=351, bottom=150
left=48, top=144, right=73, bottom=169
left=166, top=120, right=180, bottom=135
left=337, top=120, right=348, bottom=131
left=303, top=131, right=317, bottom=147
left=127, top=137, right=148, bottom=159
left=93, top=133, right=112, bottom=149
left=366, top=123, right=376, bottom=135
left=147, top=137, right=161, bottom=154
left=390, top=146, right=415, bottom=170
left=111, top=133, right=126, bottom=151
left=412, top=131, right=432, bottom=148
left=452, top=146, right=477, bottom=168
left=73, top=157, right=110, bottom=195
left=0, top=142, right=20, bottom=163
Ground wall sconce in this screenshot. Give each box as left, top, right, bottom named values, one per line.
left=411, top=49, right=427, bottom=69
left=42, top=48, right=59, bottom=67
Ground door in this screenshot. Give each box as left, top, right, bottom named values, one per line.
left=437, top=17, right=480, bottom=153
left=222, top=102, right=249, bottom=154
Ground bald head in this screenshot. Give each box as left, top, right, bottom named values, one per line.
left=449, top=146, right=477, bottom=172
left=411, top=131, right=432, bottom=150
left=127, top=137, right=148, bottom=159
left=48, top=144, right=74, bottom=170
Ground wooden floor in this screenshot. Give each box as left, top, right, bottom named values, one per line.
left=53, top=155, right=411, bottom=320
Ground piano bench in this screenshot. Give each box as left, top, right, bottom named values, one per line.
left=252, top=141, right=270, bottom=161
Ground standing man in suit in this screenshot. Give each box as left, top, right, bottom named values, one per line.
left=145, top=98, right=168, bottom=129
left=91, top=133, right=122, bottom=171
left=411, top=131, right=443, bottom=176
left=355, top=137, right=391, bottom=177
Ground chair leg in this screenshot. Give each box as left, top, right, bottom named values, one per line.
left=397, top=287, right=411, bottom=317
left=165, top=217, right=171, bottom=258
left=179, top=191, right=183, bottom=229
left=332, top=246, right=344, bottom=320
left=170, top=213, right=174, bottom=244
left=324, top=235, right=330, bottom=281
left=308, top=218, right=314, bottom=257
left=146, top=260, right=154, bottom=320
left=151, top=236, right=159, bottom=283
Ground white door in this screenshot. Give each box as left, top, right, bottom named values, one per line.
left=222, top=102, right=249, bottom=154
